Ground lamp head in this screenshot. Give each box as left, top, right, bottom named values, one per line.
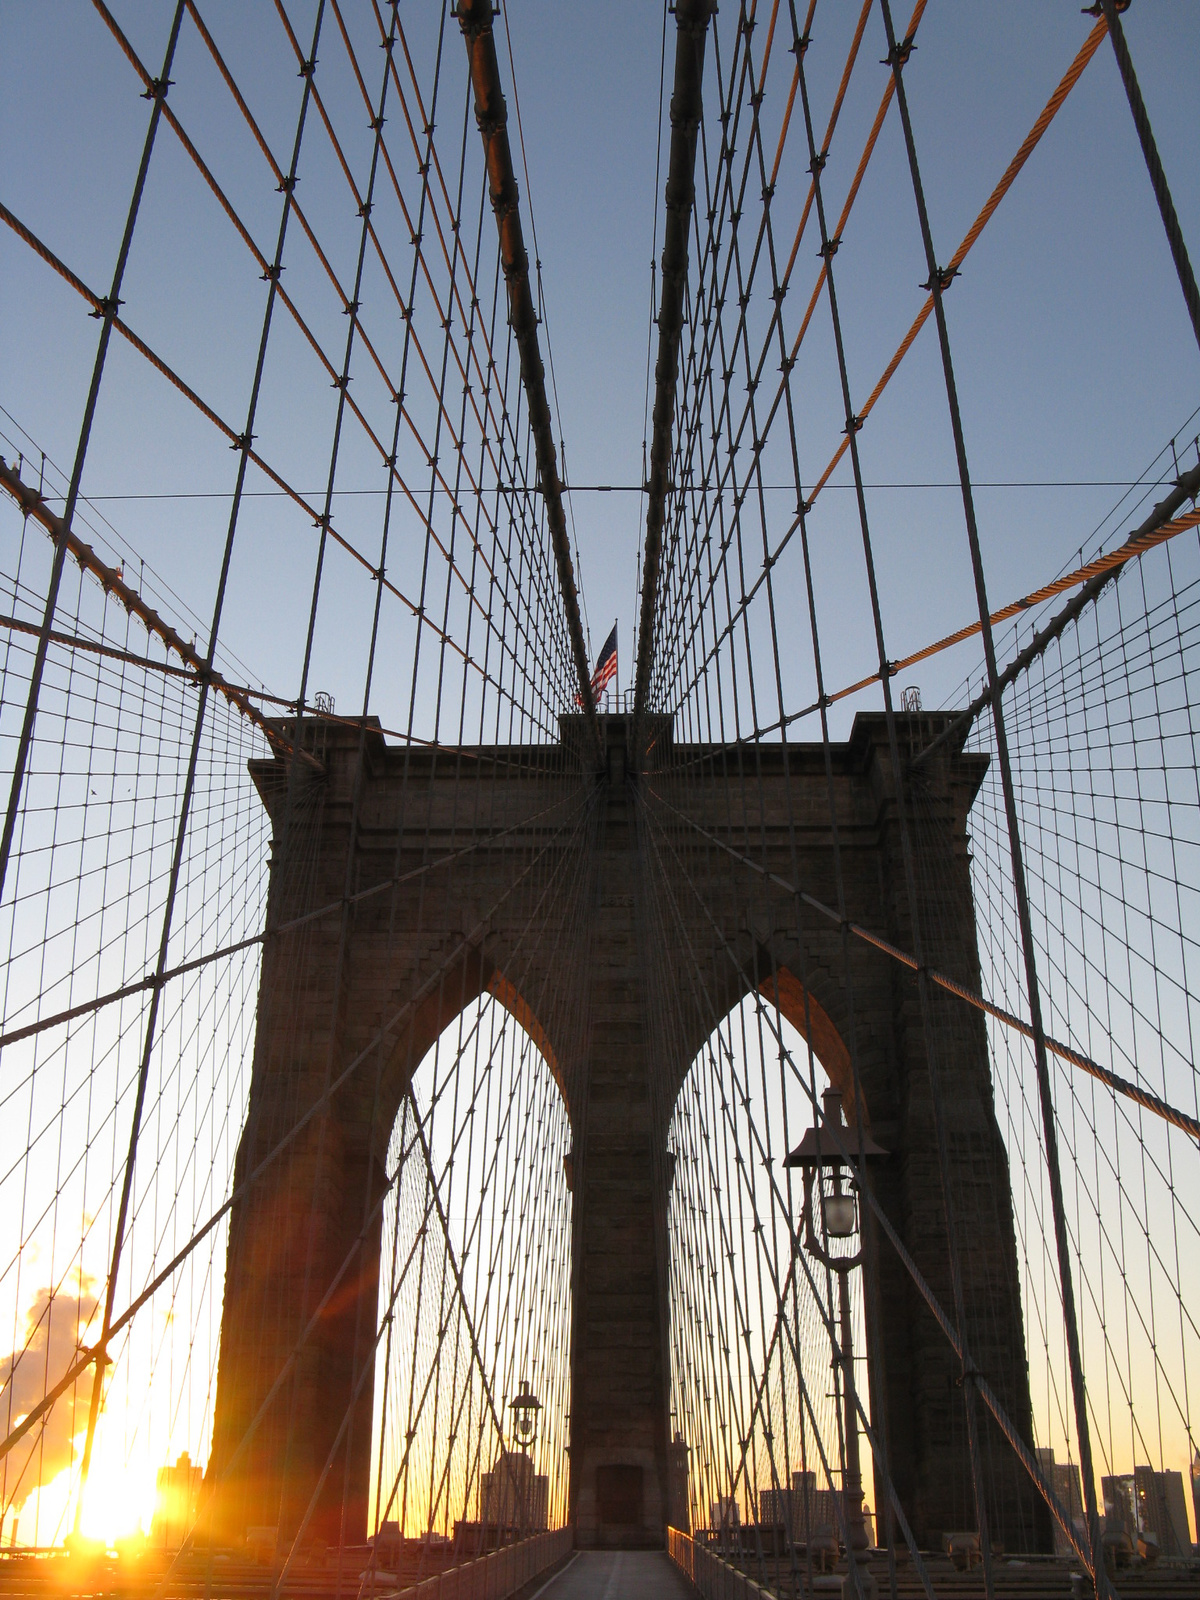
left=783, top=1089, right=888, bottom=1265
left=510, top=1379, right=541, bottom=1444
left=783, top=1087, right=887, bottom=1170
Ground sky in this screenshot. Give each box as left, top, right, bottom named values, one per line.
left=2, top=0, right=1200, bottom=1548
left=1, top=3, right=1198, bottom=730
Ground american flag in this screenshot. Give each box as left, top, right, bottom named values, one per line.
left=578, top=624, right=618, bottom=707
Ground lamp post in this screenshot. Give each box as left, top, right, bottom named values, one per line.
left=508, top=1381, right=541, bottom=1538
left=785, top=1088, right=886, bottom=1595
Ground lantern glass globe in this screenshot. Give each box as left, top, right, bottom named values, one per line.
left=822, top=1190, right=857, bottom=1239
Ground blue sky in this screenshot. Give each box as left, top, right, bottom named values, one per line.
left=2, top=2, right=1198, bottom=735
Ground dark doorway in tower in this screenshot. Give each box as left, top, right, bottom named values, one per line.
left=595, top=1464, right=645, bottom=1542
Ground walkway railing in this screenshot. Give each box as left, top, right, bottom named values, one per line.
left=396, top=1528, right=573, bottom=1600
left=667, top=1529, right=774, bottom=1600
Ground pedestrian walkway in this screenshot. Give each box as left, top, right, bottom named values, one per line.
left=530, top=1550, right=696, bottom=1599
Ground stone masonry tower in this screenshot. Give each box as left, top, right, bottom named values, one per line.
left=206, top=711, right=1046, bottom=1554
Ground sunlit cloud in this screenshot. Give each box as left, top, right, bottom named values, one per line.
left=0, top=1277, right=99, bottom=1515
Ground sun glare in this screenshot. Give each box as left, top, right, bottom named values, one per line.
left=75, top=1442, right=158, bottom=1545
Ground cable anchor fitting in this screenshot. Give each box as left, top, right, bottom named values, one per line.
left=883, top=35, right=916, bottom=68
left=922, top=264, right=959, bottom=294
left=455, top=4, right=497, bottom=43
left=140, top=76, right=173, bottom=102
left=89, top=295, right=123, bottom=320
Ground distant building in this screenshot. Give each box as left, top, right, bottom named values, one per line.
left=710, top=1497, right=740, bottom=1535
left=479, top=1450, right=548, bottom=1531
left=759, top=1487, right=795, bottom=1531
left=1035, top=1447, right=1085, bottom=1557
left=1102, top=1475, right=1138, bottom=1543
left=758, top=1472, right=844, bottom=1542
left=667, top=1432, right=690, bottom=1533
left=1134, top=1465, right=1190, bottom=1557
left=1192, top=1452, right=1200, bottom=1550
left=150, top=1452, right=202, bottom=1549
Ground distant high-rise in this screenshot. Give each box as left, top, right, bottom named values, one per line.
left=1102, top=1475, right=1137, bottom=1543
left=478, top=1451, right=548, bottom=1532
left=1035, top=1448, right=1085, bottom=1557
left=1134, top=1466, right=1190, bottom=1557
left=758, top=1471, right=854, bottom=1542
left=1192, top=1452, right=1200, bottom=1550
left=667, top=1433, right=690, bottom=1533
left=150, top=1452, right=203, bottom=1549
left=710, top=1496, right=740, bottom=1534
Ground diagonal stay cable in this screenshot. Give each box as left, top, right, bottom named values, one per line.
left=638, top=787, right=1102, bottom=1577
left=648, top=0, right=929, bottom=699
left=0, top=778, right=582, bottom=1051
left=0, top=4, right=187, bottom=910
left=391, top=1077, right=541, bottom=1560
left=71, top=0, right=329, bottom=1516
left=665, top=15, right=1110, bottom=715
left=0, top=458, right=316, bottom=768
left=646, top=783, right=1200, bottom=1143
left=0, top=610, right=298, bottom=712
left=638, top=793, right=953, bottom=1595
left=633, top=0, right=716, bottom=740
left=0, top=785, right=597, bottom=1468
left=458, top=0, right=599, bottom=742
left=0, top=203, right=540, bottom=718
left=1097, top=0, right=1200, bottom=354
left=670, top=463, right=1200, bottom=763
left=910, top=465, right=1200, bottom=765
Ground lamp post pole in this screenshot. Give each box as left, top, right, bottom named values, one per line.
left=786, top=1088, right=887, bottom=1599
left=836, top=1262, right=865, bottom=1557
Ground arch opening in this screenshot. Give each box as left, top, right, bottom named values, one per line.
left=665, top=979, right=877, bottom=1551
left=367, top=986, right=572, bottom=1565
